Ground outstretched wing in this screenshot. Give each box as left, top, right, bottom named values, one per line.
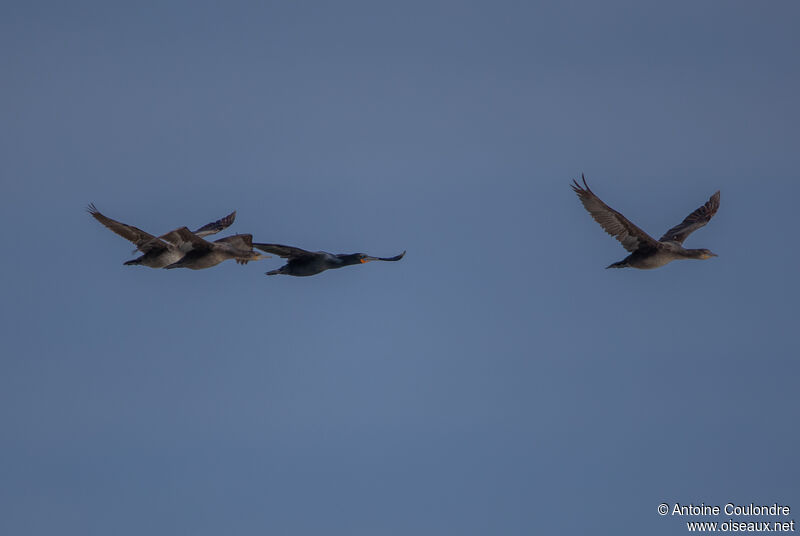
left=252, top=243, right=314, bottom=259
left=87, top=203, right=166, bottom=253
left=215, top=234, right=253, bottom=250
left=161, top=227, right=212, bottom=251
left=191, top=211, right=236, bottom=238
left=571, top=175, right=659, bottom=252
left=658, top=191, right=720, bottom=245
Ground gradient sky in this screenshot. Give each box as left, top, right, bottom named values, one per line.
left=2, top=1, right=799, bottom=534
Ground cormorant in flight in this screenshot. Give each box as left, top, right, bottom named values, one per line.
left=88, top=204, right=236, bottom=268
left=253, top=243, right=405, bottom=277
left=572, top=175, right=719, bottom=269
left=164, top=229, right=269, bottom=270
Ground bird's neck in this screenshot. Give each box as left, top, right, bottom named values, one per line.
left=683, top=249, right=706, bottom=259
left=337, top=254, right=362, bottom=266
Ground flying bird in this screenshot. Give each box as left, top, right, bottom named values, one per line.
left=88, top=204, right=236, bottom=268
left=163, top=229, right=269, bottom=270
left=572, top=175, right=719, bottom=269
left=253, top=243, right=406, bottom=277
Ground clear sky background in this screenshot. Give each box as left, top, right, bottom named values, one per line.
left=1, top=1, right=798, bottom=534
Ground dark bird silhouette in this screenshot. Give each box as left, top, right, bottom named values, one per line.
left=88, top=204, right=236, bottom=268
left=163, top=229, right=269, bottom=270
left=572, top=175, right=720, bottom=269
left=253, top=243, right=406, bottom=277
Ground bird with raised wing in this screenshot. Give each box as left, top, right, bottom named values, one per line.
left=572, top=175, right=719, bottom=269
left=88, top=204, right=236, bottom=268
left=163, top=229, right=269, bottom=270
left=253, top=243, right=406, bottom=277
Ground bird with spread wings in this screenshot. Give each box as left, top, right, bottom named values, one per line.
left=88, top=204, right=237, bottom=268
left=253, top=243, right=405, bottom=277
left=572, top=175, right=719, bottom=269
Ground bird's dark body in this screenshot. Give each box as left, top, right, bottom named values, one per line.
left=253, top=243, right=405, bottom=277
left=278, top=254, right=343, bottom=276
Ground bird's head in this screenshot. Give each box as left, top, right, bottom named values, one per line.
left=695, top=248, right=718, bottom=260
left=355, top=251, right=406, bottom=264
left=338, top=251, right=406, bottom=266
left=335, top=253, right=372, bottom=266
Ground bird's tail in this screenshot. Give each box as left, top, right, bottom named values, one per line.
left=123, top=259, right=141, bottom=266
left=266, top=268, right=283, bottom=276
left=606, top=260, right=628, bottom=269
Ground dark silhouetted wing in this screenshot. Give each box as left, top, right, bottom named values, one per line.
left=191, top=211, right=236, bottom=238
left=252, top=243, right=314, bottom=259
left=658, top=191, right=720, bottom=244
left=571, top=175, right=659, bottom=252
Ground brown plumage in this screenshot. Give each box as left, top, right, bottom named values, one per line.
left=88, top=204, right=236, bottom=268
left=572, top=175, right=720, bottom=269
left=163, top=229, right=269, bottom=270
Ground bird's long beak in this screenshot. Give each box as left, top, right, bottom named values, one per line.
left=362, top=250, right=406, bottom=263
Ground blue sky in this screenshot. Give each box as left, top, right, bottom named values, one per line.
left=1, top=1, right=798, bottom=534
